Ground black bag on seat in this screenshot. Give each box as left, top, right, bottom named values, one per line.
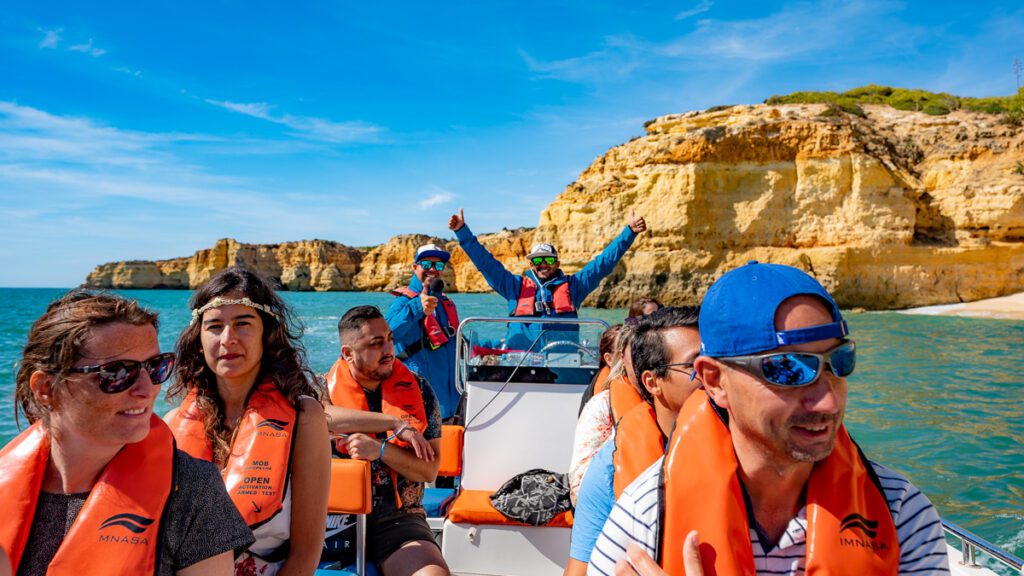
left=489, top=468, right=571, bottom=526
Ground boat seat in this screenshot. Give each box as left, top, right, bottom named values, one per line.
left=317, top=458, right=378, bottom=576
left=425, top=424, right=464, bottom=525
left=447, top=489, right=574, bottom=528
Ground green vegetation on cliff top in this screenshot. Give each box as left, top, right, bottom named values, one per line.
left=764, top=85, right=1024, bottom=121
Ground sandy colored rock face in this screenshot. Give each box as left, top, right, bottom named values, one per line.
left=85, top=103, right=1024, bottom=309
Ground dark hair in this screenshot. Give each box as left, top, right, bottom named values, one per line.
left=598, top=324, right=623, bottom=369
left=16, top=290, right=159, bottom=427
left=627, top=297, right=662, bottom=318
left=169, top=267, right=323, bottom=463
left=630, top=306, right=700, bottom=404
left=338, top=305, right=384, bottom=345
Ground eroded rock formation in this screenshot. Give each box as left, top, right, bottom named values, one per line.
left=85, top=103, right=1024, bottom=309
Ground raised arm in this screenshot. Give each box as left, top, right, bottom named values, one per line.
left=571, top=214, right=645, bottom=305
left=385, top=293, right=426, bottom=351
left=450, top=208, right=523, bottom=300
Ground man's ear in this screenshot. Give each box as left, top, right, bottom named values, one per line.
left=694, top=357, right=728, bottom=409
left=340, top=344, right=354, bottom=363
left=641, top=369, right=660, bottom=398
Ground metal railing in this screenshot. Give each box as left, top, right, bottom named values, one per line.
left=944, top=519, right=1023, bottom=574
left=454, top=316, right=609, bottom=394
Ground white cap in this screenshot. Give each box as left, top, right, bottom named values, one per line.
left=414, top=243, right=450, bottom=262
left=527, top=243, right=558, bottom=259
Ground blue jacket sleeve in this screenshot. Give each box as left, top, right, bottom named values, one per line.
left=385, top=294, right=425, bottom=350
left=455, top=224, right=523, bottom=301
left=569, top=226, right=638, bottom=307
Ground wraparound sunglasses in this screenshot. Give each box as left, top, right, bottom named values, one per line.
left=531, top=256, right=558, bottom=266
left=417, top=260, right=447, bottom=271
left=68, top=352, right=176, bottom=394
left=720, top=340, right=855, bottom=387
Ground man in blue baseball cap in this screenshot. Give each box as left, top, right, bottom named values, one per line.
left=589, top=262, right=949, bottom=576
left=385, top=243, right=461, bottom=420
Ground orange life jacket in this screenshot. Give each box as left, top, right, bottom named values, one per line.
left=591, top=366, right=612, bottom=395
left=659, top=394, right=899, bottom=575
left=169, top=381, right=296, bottom=528
left=513, top=276, right=575, bottom=316
left=0, top=415, right=173, bottom=575
left=325, top=357, right=428, bottom=507
left=608, top=375, right=644, bottom=423
left=612, top=402, right=665, bottom=498
left=392, top=286, right=459, bottom=350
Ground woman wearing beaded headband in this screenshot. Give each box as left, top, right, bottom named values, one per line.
left=165, top=267, right=330, bottom=576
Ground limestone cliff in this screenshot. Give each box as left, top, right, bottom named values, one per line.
left=85, top=103, right=1024, bottom=309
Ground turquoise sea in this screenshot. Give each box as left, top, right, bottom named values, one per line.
left=1, top=288, right=1021, bottom=564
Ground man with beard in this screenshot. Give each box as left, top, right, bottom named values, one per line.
left=589, top=263, right=949, bottom=576
left=448, top=208, right=646, bottom=351
left=324, top=305, right=449, bottom=576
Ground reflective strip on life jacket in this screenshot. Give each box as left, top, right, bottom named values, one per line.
left=0, top=415, right=174, bottom=576
left=659, top=393, right=899, bottom=575
left=513, top=276, right=575, bottom=316
left=612, top=402, right=664, bottom=498
left=608, top=375, right=644, bottom=424
left=392, top=286, right=459, bottom=350
left=325, top=357, right=428, bottom=507
left=169, top=381, right=296, bottom=529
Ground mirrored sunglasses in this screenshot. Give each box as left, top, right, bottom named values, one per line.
left=417, top=260, right=446, bottom=271
left=68, top=352, right=176, bottom=394
left=531, top=256, right=558, bottom=266
left=721, top=340, right=855, bottom=387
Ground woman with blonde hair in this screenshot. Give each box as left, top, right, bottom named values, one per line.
left=1, top=290, right=253, bottom=575
left=165, top=268, right=329, bottom=576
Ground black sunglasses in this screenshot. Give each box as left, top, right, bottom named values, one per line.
left=68, top=352, right=176, bottom=394
left=531, top=256, right=558, bottom=266
left=656, top=361, right=694, bottom=376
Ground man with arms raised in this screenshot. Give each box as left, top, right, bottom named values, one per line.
left=324, top=306, right=449, bottom=576
left=590, top=262, right=949, bottom=576
left=386, top=243, right=461, bottom=421
left=448, top=208, right=646, bottom=351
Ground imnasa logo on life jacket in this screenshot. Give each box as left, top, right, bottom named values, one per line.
left=256, top=418, right=290, bottom=437
left=839, top=513, right=889, bottom=551
left=97, top=513, right=154, bottom=545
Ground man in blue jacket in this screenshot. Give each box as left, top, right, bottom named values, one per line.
left=448, top=209, right=646, bottom=351
left=385, top=243, right=461, bottom=420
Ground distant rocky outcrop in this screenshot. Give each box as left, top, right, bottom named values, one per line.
left=86, top=102, right=1024, bottom=309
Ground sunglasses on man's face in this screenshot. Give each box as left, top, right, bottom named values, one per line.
left=417, top=260, right=446, bottom=271
left=531, top=256, right=558, bottom=266
left=720, top=340, right=856, bottom=388
left=67, top=352, right=176, bottom=394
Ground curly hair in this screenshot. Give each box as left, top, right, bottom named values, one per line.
left=167, top=267, right=323, bottom=464
left=15, top=290, right=159, bottom=428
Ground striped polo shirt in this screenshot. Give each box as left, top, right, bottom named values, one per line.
left=587, top=457, right=950, bottom=575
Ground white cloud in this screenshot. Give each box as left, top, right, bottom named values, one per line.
left=419, top=188, right=455, bottom=209
left=675, top=1, right=713, bottom=20
left=206, top=99, right=382, bottom=144
left=38, top=28, right=62, bottom=49
left=69, top=38, right=106, bottom=57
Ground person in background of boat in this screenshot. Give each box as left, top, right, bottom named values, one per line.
left=447, top=208, right=646, bottom=351
left=591, top=262, right=950, bottom=576
left=323, top=306, right=449, bottom=576
left=627, top=298, right=661, bottom=319
left=564, top=307, right=701, bottom=576
left=568, top=324, right=634, bottom=506
left=385, top=243, right=461, bottom=421
left=576, top=324, right=623, bottom=414
left=2, top=290, right=253, bottom=576
left=165, top=268, right=330, bottom=576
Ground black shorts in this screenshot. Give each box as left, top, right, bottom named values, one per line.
left=367, top=512, right=439, bottom=564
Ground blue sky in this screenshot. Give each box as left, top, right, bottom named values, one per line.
left=2, top=0, right=1022, bottom=287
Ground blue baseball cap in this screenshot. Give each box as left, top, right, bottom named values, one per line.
left=698, top=261, right=848, bottom=357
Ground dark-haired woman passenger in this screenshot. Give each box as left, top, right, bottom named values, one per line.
left=165, top=268, right=329, bottom=576
left=0, top=290, right=253, bottom=576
